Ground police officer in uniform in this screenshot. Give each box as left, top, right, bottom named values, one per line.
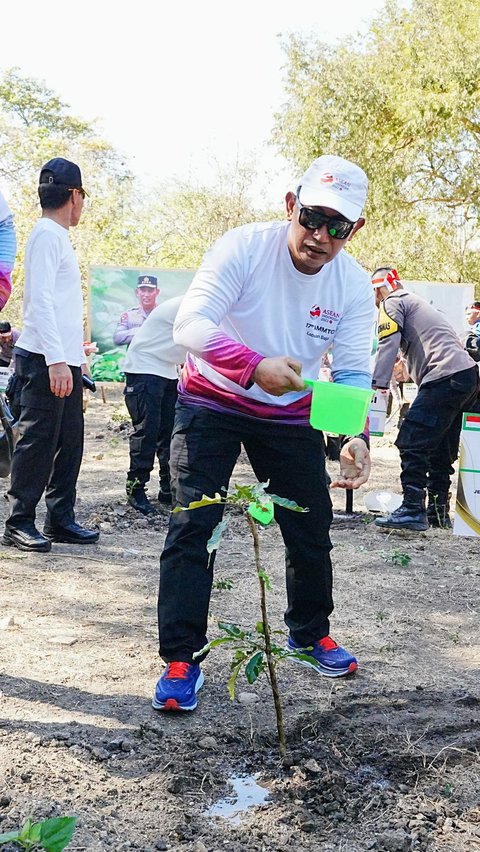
left=372, top=268, right=479, bottom=531
left=113, top=275, right=160, bottom=347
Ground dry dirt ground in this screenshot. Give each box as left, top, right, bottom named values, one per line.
left=0, top=391, right=479, bottom=852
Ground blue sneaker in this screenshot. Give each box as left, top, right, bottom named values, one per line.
left=152, top=662, right=204, bottom=711
left=287, top=635, right=358, bottom=678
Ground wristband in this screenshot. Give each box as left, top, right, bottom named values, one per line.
left=340, top=433, right=370, bottom=451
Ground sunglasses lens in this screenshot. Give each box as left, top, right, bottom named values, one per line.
left=299, top=208, right=323, bottom=230
left=299, top=206, right=352, bottom=239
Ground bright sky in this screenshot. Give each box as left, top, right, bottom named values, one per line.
left=2, top=0, right=388, bottom=203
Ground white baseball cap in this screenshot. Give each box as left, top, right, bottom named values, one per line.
left=298, top=155, right=368, bottom=222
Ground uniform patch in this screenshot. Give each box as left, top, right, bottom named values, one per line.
left=378, top=304, right=399, bottom=339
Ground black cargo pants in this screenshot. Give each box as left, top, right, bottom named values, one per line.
left=396, top=365, right=479, bottom=493
left=158, top=403, right=334, bottom=663
left=124, top=373, right=178, bottom=489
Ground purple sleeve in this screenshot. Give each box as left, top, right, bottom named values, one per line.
left=197, top=329, right=264, bottom=388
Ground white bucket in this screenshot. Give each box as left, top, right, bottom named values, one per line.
left=363, top=490, right=403, bottom=513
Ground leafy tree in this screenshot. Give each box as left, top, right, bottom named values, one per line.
left=0, top=69, right=276, bottom=327
left=273, top=0, right=480, bottom=288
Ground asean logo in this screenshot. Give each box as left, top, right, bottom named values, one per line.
left=310, top=305, right=322, bottom=318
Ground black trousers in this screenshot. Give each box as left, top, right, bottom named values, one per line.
left=396, top=365, right=479, bottom=493
left=7, top=352, right=84, bottom=528
left=124, top=373, right=178, bottom=488
left=158, top=404, right=334, bottom=663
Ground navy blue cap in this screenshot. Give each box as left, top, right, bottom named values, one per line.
left=39, top=158, right=84, bottom=191
left=137, top=275, right=158, bottom=288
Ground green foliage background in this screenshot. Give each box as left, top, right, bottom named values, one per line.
left=273, top=0, right=480, bottom=292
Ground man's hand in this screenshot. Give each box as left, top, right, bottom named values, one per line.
left=49, top=362, right=73, bottom=398
left=330, top=438, right=371, bottom=490
left=252, top=356, right=305, bottom=396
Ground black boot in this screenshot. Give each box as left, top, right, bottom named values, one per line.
left=158, top=472, right=172, bottom=505
left=126, top=481, right=156, bottom=516
left=427, top=491, right=452, bottom=529
left=375, top=485, right=428, bottom=531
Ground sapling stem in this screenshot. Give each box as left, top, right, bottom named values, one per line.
left=246, top=512, right=286, bottom=757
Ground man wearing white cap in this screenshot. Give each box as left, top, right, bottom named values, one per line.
left=152, top=155, right=375, bottom=712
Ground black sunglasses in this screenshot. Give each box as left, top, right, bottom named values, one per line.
left=296, top=196, right=355, bottom=240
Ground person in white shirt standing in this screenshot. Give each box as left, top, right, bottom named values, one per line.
left=123, top=295, right=186, bottom=515
left=152, top=155, right=375, bottom=713
left=3, top=158, right=99, bottom=553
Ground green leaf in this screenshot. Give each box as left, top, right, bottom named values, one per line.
left=18, top=817, right=41, bottom=846
left=172, top=493, right=224, bottom=513
left=207, top=519, right=229, bottom=553
left=192, top=643, right=209, bottom=660
left=270, top=494, right=309, bottom=512
left=251, top=480, right=270, bottom=498
left=257, top=568, right=272, bottom=591
left=231, top=483, right=257, bottom=501
left=38, top=816, right=78, bottom=852
left=245, top=651, right=264, bottom=684
left=227, top=661, right=244, bottom=700
left=218, top=621, right=246, bottom=639
left=0, top=829, right=21, bottom=843
left=212, top=577, right=234, bottom=591
left=193, top=636, right=235, bottom=659
left=286, top=651, right=319, bottom=667
left=255, top=621, right=265, bottom=635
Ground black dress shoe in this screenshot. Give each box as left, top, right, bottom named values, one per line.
left=43, top=522, right=100, bottom=544
left=3, top=524, right=52, bottom=552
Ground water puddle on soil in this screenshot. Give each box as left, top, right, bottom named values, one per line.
left=205, top=773, right=270, bottom=825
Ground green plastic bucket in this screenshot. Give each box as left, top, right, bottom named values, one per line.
left=304, top=380, right=373, bottom=434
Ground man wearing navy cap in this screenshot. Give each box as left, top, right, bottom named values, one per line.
left=3, top=157, right=99, bottom=552
left=113, top=275, right=160, bottom=347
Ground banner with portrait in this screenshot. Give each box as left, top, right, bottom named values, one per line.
left=88, top=266, right=194, bottom=381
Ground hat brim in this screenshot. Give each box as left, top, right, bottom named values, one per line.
left=298, top=187, right=362, bottom=222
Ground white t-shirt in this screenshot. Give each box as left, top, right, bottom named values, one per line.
left=17, top=218, right=84, bottom=366
left=123, top=296, right=186, bottom=378
left=174, top=220, right=375, bottom=419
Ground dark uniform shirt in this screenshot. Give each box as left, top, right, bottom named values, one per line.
left=373, top=290, right=474, bottom=389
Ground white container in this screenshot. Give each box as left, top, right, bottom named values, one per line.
left=369, top=389, right=389, bottom=436
left=453, top=412, right=480, bottom=537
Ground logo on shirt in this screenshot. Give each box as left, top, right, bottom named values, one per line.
left=310, top=305, right=322, bottom=318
